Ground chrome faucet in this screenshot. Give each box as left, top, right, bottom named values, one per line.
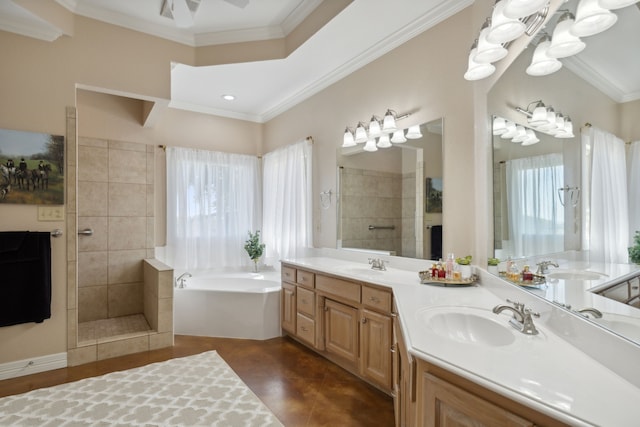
left=536, top=260, right=559, bottom=275
left=368, top=258, right=387, bottom=271
left=175, top=272, right=192, bottom=288
left=576, top=307, right=603, bottom=319
left=493, top=299, right=540, bottom=335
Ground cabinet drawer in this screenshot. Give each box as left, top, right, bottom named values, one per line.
left=282, top=266, right=296, bottom=283
left=297, top=287, right=315, bottom=317
left=296, top=269, right=315, bottom=288
left=296, top=313, right=315, bottom=345
left=362, top=285, right=392, bottom=313
left=316, top=275, right=360, bottom=303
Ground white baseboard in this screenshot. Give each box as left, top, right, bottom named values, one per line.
left=0, top=352, right=67, bottom=381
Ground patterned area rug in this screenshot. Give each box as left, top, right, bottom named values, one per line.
left=0, top=351, right=283, bottom=427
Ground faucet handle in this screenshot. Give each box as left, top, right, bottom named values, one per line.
left=524, top=308, right=540, bottom=318
left=506, top=298, right=524, bottom=310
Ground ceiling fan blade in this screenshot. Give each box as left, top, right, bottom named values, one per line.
left=171, top=0, right=195, bottom=28
left=224, top=0, right=250, bottom=9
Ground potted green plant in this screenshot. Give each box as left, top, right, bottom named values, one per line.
left=487, top=257, right=500, bottom=275
left=244, top=230, right=266, bottom=272
left=455, top=255, right=472, bottom=279
left=629, top=231, right=640, bottom=264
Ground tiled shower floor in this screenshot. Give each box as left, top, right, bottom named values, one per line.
left=78, top=314, right=152, bottom=344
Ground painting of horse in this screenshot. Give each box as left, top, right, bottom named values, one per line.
left=0, top=128, right=64, bottom=205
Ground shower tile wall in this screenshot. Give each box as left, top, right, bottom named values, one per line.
left=401, top=171, right=417, bottom=258
left=341, top=167, right=402, bottom=255
left=77, top=138, right=154, bottom=322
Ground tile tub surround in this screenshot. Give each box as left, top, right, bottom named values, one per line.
left=282, top=249, right=640, bottom=426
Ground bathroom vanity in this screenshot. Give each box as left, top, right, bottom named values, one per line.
left=281, top=252, right=640, bottom=427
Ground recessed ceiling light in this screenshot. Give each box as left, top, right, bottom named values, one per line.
left=221, top=94, right=235, bottom=101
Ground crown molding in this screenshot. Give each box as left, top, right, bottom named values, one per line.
left=195, top=25, right=284, bottom=47
left=168, top=100, right=264, bottom=123
left=563, top=55, right=633, bottom=103
left=260, top=0, right=474, bottom=122
left=0, top=13, right=62, bottom=42
left=281, top=0, right=324, bottom=35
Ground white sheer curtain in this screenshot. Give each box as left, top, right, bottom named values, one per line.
left=584, top=127, right=628, bottom=263
left=505, top=153, right=564, bottom=258
left=627, top=140, right=640, bottom=244
left=262, top=139, right=313, bottom=263
left=165, top=147, right=260, bottom=270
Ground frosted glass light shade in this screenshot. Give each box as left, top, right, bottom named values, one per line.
left=526, top=40, right=562, bottom=76
left=547, top=15, right=586, bottom=58
left=598, top=0, right=638, bottom=9
left=342, top=128, right=356, bottom=147
left=487, top=1, right=526, bottom=43
left=363, top=138, right=378, bottom=152
left=405, top=125, right=423, bottom=139
left=382, top=111, right=397, bottom=133
left=571, top=0, right=618, bottom=37
left=377, top=134, right=392, bottom=148
left=501, top=121, right=517, bottom=138
left=474, top=27, right=508, bottom=63
left=368, top=117, right=381, bottom=138
left=529, top=104, right=549, bottom=125
left=511, top=125, right=528, bottom=142
left=503, top=0, right=548, bottom=18
left=493, top=116, right=507, bottom=135
left=390, top=130, right=407, bottom=143
left=464, top=48, right=496, bottom=80
left=354, top=123, right=368, bottom=143
left=521, top=130, right=540, bottom=145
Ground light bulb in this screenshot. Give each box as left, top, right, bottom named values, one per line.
left=368, top=117, right=381, bottom=138
left=342, top=128, right=356, bottom=147
left=377, top=134, right=392, bottom=148
left=354, top=123, right=368, bottom=143
left=363, top=138, right=378, bottom=152
left=390, top=130, right=407, bottom=143
left=405, top=125, right=423, bottom=139
left=571, top=0, right=618, bottom=37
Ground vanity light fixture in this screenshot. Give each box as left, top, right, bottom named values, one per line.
left=342, top=109, right=412, bottom=149
left=515, top=101, right=575, bottom=139
left=526, top=35, right=563, bottom=76
left=511, top=125, right=528, bottom=142
left=521, top=129, right=541, bottom=145
left=571, top=0, right=618, bottom=37
left=547, top=12, right=586, bottom=58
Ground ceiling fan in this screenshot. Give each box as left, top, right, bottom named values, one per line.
left=161, top=0, right=250, bottom=28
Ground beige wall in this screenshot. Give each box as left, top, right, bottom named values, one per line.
left=0, top=2, right=486, bottom=367
left=263, top=7, right=477, bottom=254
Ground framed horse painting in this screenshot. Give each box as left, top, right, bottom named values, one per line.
left=0, top=128, right=64, bottom=205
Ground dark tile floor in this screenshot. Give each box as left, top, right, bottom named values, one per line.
left=0, top=335, right=395, bottom=427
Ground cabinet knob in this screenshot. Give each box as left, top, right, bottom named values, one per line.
left=361, top=318, right=368, bottom=324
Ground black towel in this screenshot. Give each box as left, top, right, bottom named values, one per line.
left=0, top=231, right=52, bottom=327
left=430, top=225, right=442, bottom=261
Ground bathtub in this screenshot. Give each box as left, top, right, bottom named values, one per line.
left=174, top=271, right=282, bottom=340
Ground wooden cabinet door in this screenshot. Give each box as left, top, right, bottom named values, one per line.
left=421, top=373, right=534, bottom=427
left=360, top=308, right=392, bottom=391
left=324, top=299, right=359, bottom=364
left=281, top=282, right=296, bottom=334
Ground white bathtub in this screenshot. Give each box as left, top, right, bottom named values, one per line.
left=174, top=271, right=282, bottom=340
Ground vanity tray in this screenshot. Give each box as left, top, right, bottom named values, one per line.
left=418, top=271, right=477, bottom=287
left=501, top=274, right=546, bottom=288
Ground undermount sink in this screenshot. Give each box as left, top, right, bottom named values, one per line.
left=416, top=306, right=516, bottom=347
left=546, top=269, right=607, bottom=281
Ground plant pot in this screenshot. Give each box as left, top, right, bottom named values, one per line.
left=459, top=264, right=472, bottom=279
left=252, top=259, right=260, bottom=273
left=488, top=265, right=499, bottom=275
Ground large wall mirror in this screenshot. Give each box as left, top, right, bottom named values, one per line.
left=489, top=2, right=640, bottom=344
left=336, top=118, right=443, bottom=260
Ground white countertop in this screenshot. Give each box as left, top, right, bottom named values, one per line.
left=282, top=253, right=640, bottom=427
